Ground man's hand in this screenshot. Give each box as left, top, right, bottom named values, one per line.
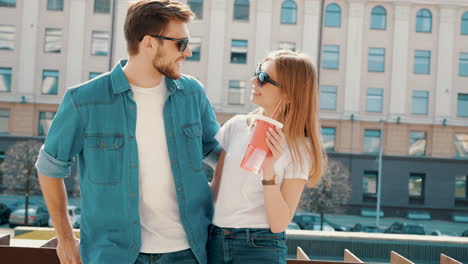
left=57, top=237, right=81, bottom=264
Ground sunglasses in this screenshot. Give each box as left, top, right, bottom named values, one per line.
left=255, top=64, right=281, bottom=87
left=149, top=35, right=189, bottom=52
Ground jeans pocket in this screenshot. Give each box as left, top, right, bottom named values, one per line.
left=250, top=238, right=279, bottom=250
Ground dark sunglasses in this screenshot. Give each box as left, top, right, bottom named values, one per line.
left=255, top=64, right=281, bottom=87
left=148, top=35, right=189, bottom=52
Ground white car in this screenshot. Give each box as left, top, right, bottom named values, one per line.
left=49, top=205, right=81, bottom=228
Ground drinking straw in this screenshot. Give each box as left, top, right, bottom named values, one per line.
left=271, top=99, right=282, bottom=119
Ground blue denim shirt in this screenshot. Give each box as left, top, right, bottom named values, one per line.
left=35, top=60, right=221, bottom=264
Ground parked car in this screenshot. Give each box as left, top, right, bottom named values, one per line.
left=9, top=204, right=49, bottom=227
left=293, top=213, right=349, bottom=231
left=351, top=223, right=383, bottom=233
left=461, top=230, right=468, bottom=237
left=49, top=206, right=81, bottom=228
left=0, top=203, right=12, bottom=225
left=384, top=222, right=425, bottom=235
left=287, top=222, right=301, bottom=230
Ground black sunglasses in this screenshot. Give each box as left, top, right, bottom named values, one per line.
left=255, top=64, right=281, bottom=87
left=148, top=35, right=189, bottom=52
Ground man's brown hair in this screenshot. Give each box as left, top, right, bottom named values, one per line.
left=124, top=0, right=194, bottom=55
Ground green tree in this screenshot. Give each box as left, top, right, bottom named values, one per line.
left=299, top=159, right=351, bottom=230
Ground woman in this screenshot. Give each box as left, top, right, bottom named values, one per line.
left=208, top=50, right=326, bottom=264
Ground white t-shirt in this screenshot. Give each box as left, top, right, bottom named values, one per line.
left=131, top=78, right=190, bottom=253
left=213, top=114, right=310, bottom=228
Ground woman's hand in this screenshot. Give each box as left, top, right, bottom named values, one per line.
left=262, top=127, right=286, bottom=180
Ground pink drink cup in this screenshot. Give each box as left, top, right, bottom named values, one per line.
left=240, top=115, right=284, bottom=174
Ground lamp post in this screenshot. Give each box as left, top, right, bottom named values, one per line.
left=376, top=120, right=384, bottom=227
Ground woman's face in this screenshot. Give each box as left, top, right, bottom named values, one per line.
left=249, top=60, right=283, bottom=113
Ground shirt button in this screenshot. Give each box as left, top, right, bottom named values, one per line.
left=133, top=246, right=138, bottom=250
left=130, top=193, right=136, bottom=198
left=177, top=187, right=182, bottom=192
left=133, top=221, right=138, bottom=225
left=168, top=132, right=172, bottom=137
left=131, top=164, right=136, bottom=168
left=129, top=106, right=134, bottom=111
left=128, top=90, right=132, bottom=94
left=173, top=159, right=177, bottom=164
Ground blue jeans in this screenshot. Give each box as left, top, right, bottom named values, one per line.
left=207, top=225, right=287, bottom=264
left=134, top=248, right=198, bottom=264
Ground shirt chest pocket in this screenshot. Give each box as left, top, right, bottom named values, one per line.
left=182, top=122, right=203, bottom=172
left=84, top=134, right=124, bottom=185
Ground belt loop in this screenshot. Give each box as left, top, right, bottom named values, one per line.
left=246, top=228, right=251, bottom=242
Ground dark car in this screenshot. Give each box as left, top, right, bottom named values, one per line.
left=0, top=203, right=12, bottom=225
left=351, top=223, right=383, bottom=233
left=384, top=222, right=425, bottom=235
left=293, top=213, right=349, bottom=231
left=461, top=230, right=468, bottom=237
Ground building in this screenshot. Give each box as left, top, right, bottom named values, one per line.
left=0, top=0, right=467, bottom=219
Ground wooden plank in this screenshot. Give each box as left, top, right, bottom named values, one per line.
left=40, top=237, right=58, bottom=248
left=0, top=234, right=10, bottom=246
left=0, top=246, right=60, bottom=264
left=297, top=246, right=311, bottom=260
left=390, top=251, right=415, bottom=264
left=440, top=254, right=462, bottom=264
left=344, top=249, right=363, bottom=263
left=287, top=261, right=370, bottom=264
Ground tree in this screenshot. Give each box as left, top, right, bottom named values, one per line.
left=299, top=159, right=351, bottom=230
left=1, top=140, right=43, bottom=225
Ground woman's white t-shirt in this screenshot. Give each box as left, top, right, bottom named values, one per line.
left=213, top=114, right=311, bottom=229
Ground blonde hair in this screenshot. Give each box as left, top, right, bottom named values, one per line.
left=253, top=50, right=326, bottom=187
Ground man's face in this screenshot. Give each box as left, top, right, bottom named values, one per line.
left=152, top=20, right=192, bottom=79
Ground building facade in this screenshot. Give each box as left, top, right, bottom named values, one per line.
left=0, top=0, right=467, bottom=219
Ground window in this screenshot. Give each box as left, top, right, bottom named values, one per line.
left=94, top=0, right=110, bottom=14
left=42, top=70, right=59, bottom=95
left=38, top=112, right=56, bottom=136
left=363, top=171, right=378, bottom=202
left=368, top=48, right=385, bottom=72
left=370, top=6, right=386, bottom=30
left=281, top=0, right=297, bottom=24
left=364, top=129, right=381, bottom=153
left=279, top=42, right=296, bottom=52
left=414, top=50, right=431, bottom=74
left=47, top=0, right=63, bottom=11
left=0, top=0, right=15, bottom=7
left=409, top=173, right=425, bottom=204
left=44, top=28, right=62, bottom=53
left=416, top=9, right=432, bottom=33
left=0, top=151, right=4, bottom=188
left=321, top=127, right=336, bottom=152
left=325, top=3, right=341, bottom=27
left=412, top=90, right=429, bottom=115
left=0, top=109, right=8, bottom=134
left=322, top=45, right=339, bottom=69
left=91, top=31, right=110, bottom=56
left=228, top=80, right=245, bottom=105
left=187, top=37, right=201, bottom=61
left=0, top=68, right=12, bottom=92
left=455, top=134, right=468, bottom=158
left=319, top=85, right=337, bottom=110
left=455, top=175, right=467, bottom=199
left=458, top=94, right=468, bottom=117
left=233, top=0, right=249, bottom=21
left=89, top=72, right=102, bottom=79
left=366, top=88, right=383, bottom=113
left=409, top=132, right=426, bottom=156
left=188, top=0, right=203, bottom=19
left=230, top=39, right=248, bottom=64
left=459, top=52, right=468, bottom=77
left=0, top=25, right=15, bottom=50
left=461, top=12, right=468, bottom=35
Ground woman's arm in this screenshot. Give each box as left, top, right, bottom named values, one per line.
left=210, top=150, right=226, bottom=203
left=262, top=127, right=307, bottom=233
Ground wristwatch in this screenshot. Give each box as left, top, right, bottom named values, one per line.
left=262, top=174, right=278, bottom=185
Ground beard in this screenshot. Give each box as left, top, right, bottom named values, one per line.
left=152, top=47, right=184, bottom=80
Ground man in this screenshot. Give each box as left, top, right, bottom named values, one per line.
left=36, top=1, right=220, bottom=263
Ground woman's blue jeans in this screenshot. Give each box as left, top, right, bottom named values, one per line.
left=207, top=225, right=287, bottom=264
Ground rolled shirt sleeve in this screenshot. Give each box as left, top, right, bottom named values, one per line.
left=35, top=89, right=84, bottom=179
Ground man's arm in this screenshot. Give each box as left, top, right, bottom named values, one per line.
left=200, top=91, right=222, bottom=168
left=38, top=174, right=81, bottom=264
